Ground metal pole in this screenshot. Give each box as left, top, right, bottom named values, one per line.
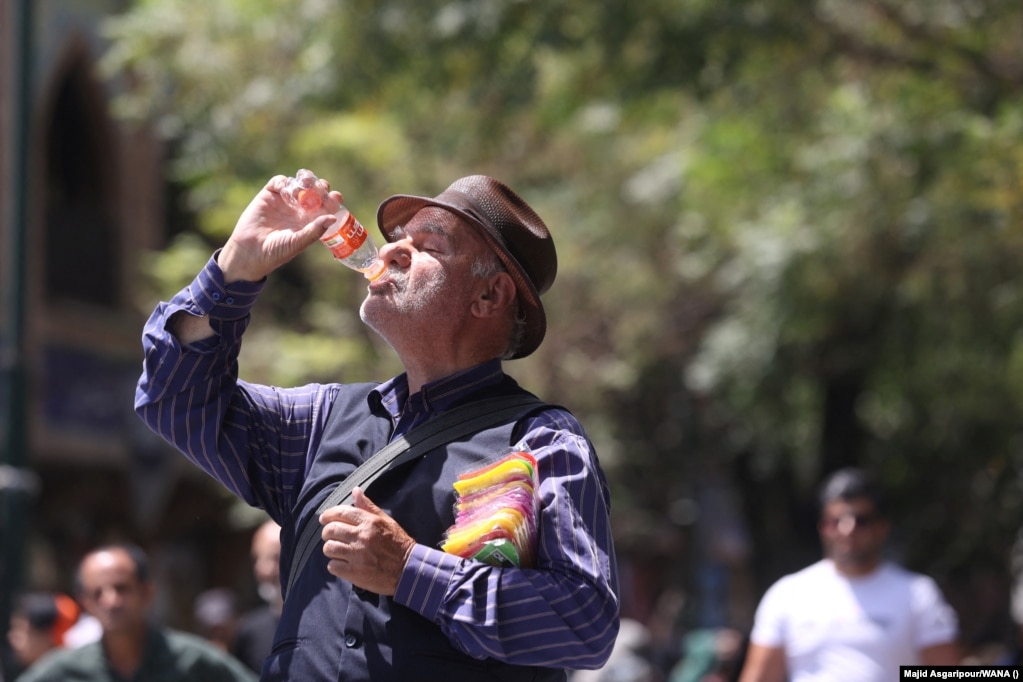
left=1, top=0, right=36, bottom=677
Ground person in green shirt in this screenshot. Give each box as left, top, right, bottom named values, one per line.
left=16, top=544, right=255, bottom=682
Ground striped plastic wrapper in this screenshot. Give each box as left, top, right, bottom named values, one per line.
left=440, top=451, right=539, bottom=567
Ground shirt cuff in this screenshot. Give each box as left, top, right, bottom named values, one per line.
left=186, top=250, right=265, bottom=319
left=160, top=252, right=266, bottom=348
left=394, top=544, right=461, bottom=622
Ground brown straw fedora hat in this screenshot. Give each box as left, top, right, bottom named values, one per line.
left=376, top=175, right=557, bottom=358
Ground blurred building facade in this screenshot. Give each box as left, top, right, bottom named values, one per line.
left=0, top=0, right=256, bottom=650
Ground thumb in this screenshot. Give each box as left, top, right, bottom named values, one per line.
left=299, top=213, right=336, bottom=242
left=352, top=487, right=381, bottom=514
left=266, top=213, right=335, bottom=257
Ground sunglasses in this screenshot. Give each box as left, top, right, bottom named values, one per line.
left=821, top=512, right=881, bottom=531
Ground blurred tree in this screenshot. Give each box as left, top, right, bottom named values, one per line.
left=102, top=0, right=1023, bottom=641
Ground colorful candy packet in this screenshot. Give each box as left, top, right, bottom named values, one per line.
left=441, top=451, right=540, bottom=568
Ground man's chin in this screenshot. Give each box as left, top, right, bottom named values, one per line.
left=258, top=582, right=278, bottom=600
left=359, top=302, right=384, bottom=333
left=831, top=551, right=879, bottom=571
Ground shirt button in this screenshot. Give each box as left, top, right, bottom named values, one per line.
left=344, top=633, right=360, bottom=648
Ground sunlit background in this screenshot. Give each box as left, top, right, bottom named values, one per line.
left=3, top=0, right=1023, bottom=677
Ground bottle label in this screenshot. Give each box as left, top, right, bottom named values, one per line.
left=320, top=213, right=368, bottom=259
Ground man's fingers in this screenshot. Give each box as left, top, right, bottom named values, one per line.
left=319, top=501, right=361, bottom=526
left=294, top=213, right=336, bottom=246
left=318, top=487, right=380, bottom=526
left=322, top=537, right=351, bottom=557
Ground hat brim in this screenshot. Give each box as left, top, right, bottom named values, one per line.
left=377, top=193, right=546, bottom=359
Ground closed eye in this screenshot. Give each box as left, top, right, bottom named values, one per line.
left=402, top=210, right=459, bottom=254
left=413, top=231, right=451, bottom=255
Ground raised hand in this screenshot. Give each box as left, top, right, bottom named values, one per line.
left=218, top=174, right=341, bottom=283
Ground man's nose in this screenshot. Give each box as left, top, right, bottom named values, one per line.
left=97, top=587, right=122, bottom=607
left=379, top=238, right=412, bottom=268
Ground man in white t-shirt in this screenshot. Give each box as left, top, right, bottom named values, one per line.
left=738, top=467, right=960, bottom=682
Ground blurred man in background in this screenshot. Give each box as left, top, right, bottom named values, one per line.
left=5, top=592, right=80, bottom=677
left=739, top=467, right=960, bottom=682
left=16, top=543, right=256, bottom=682
left=232, top=520, right=281, bottom=674
left=193, top=588, right=240, bottom=653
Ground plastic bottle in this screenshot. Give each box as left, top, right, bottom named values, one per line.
left=284, top=170, right=385, bottom=281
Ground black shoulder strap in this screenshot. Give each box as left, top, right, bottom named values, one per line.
left=284, top=393, right=546, bottom=599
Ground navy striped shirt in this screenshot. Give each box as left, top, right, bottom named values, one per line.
left=134, top=254, right=620, bottom=671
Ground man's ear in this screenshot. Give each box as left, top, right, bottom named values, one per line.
left=472, top=272, right=517, bottom=318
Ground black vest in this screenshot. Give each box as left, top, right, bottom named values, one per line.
left=265, top=379, right=566, bottom=682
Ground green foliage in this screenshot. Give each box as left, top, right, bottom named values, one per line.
left=134, top=233, right=215, bottom=311
left=103, top=0, right=1023, bottom=627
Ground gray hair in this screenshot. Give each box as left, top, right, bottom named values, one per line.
left=472, top=252, right=525, bottom=359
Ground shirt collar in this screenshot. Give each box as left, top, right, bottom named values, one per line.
left=373, top=358, right=505, bottom=423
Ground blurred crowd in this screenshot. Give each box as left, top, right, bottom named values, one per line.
left=6, top=468, right=1022, bottom=681
left=567, top=467, right=1021, bottom=682
left=3, top=520, right=282, bottom=682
